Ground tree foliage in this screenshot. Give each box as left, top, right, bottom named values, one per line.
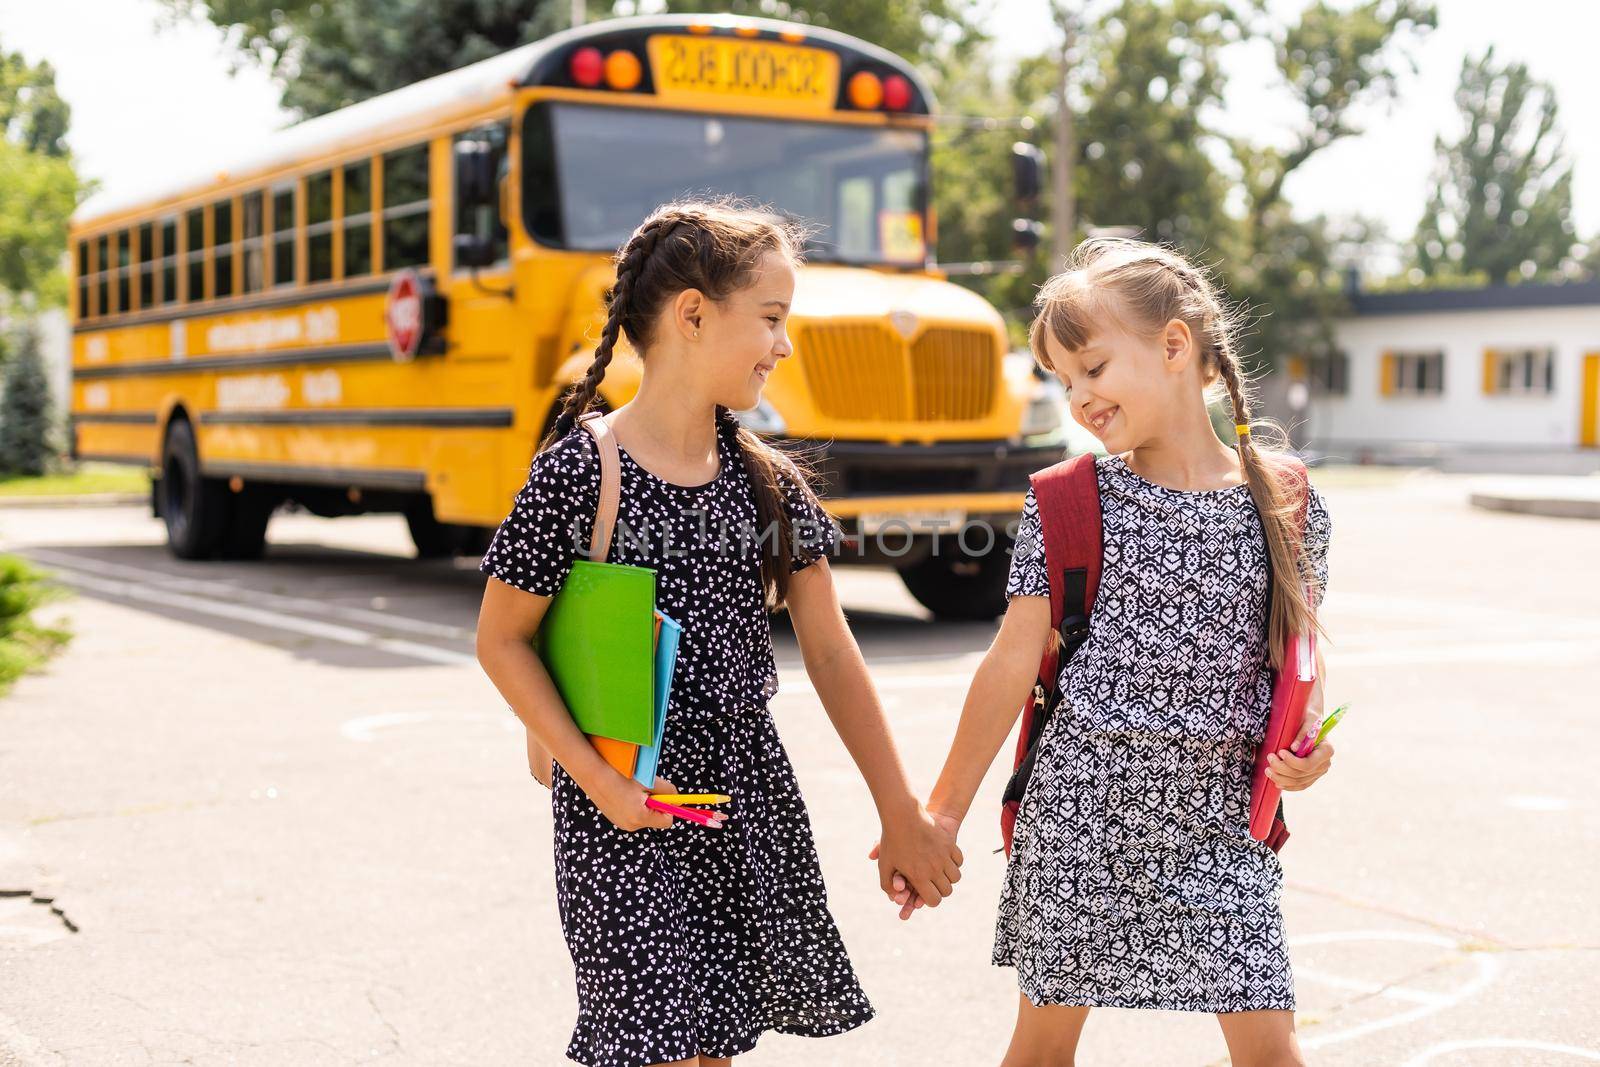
left=1411, top=47, right=1576, bottom=282
left=0, top=324, right=55, bottom=476
left=0, top=42, right=79, bottom=306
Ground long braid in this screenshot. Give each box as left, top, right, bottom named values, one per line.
left=537, top=216, right=681, bottom=453
left=715, top=404, right=813, bottom=609
left=1211, top=336, right=1326, bottom=668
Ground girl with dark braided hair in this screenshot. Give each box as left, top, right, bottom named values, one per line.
left=475, top=199, right=961, bottom=1067
left=890, top=238, right=1336, bottom=1065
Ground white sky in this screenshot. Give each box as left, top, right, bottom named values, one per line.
left=3, top=0, right=1598, bottom=260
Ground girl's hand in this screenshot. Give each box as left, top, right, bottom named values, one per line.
left=1266, top=737, right=1335, bottom=792
left=867, top=802, right=962, bottom=910
left=590, top=774, right=680, bottom=832
left=867, top=808, right=963, bottom=921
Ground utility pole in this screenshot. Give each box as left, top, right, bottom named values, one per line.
left=1050, top=2, right=1077, bottom=267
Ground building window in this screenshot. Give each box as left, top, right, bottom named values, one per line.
left=382, top=144, right=430, bottom=271
left=1485, top=346, right=1555, bottom=396
left=453, top=123, right=510, bottom=270
left=159, top=216, right=179, bottom=305
left=114, top=229, right=132, bottom=314
left=242, top=191, right=266, bottom=294
left=1385, top=350, right=1445, bottom=397
left=76, top=240, right=90, bottom=319
left=185, top=207, right=205, bottom=302
left=271, top=184, right=297, bottom=287
left=1311, top=351, right=1349, bottom=396
left=342, top=159, right=373, bottom=277
left=137, top=222, right=157, bottom=309
left=307, top=171, right=334, bottom=283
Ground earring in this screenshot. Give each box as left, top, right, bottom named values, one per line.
left=693, top=330, right=700, bottom=338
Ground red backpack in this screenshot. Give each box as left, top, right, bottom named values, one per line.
left=997, top=453, right=1310, bottom=859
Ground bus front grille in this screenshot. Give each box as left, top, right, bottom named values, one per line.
left=795, top=323, right=997, bottom=422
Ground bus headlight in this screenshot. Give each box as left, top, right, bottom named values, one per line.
left=734, top=398, right=787, bottom=435
left=1021, top=377, right=1064, bottom=437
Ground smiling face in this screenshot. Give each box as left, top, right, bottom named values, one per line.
left=694, top=249, right=797, bottom=410
left=1041, top=310, right=1198, bottom=453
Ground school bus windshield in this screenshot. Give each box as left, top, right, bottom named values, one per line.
left=521, top=102, right=928, bottom=266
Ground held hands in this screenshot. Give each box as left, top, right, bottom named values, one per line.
left=866, top=805, right=963, bottom=921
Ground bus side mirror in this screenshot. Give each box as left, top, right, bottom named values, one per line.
left=454, top=137, right=497, bottom=268
left=1011, top=142, right=1044, bottom=203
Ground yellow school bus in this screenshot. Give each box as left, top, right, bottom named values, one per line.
left=68, top=14, right=1066, bottom=618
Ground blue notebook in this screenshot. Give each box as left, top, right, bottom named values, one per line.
left=633, top=611, right=682, bottom=788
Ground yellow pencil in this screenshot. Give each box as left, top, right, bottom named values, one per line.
left=649, top=793, right=731, bottom=805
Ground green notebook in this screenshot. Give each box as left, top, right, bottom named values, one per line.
left=530, top=558, right=657, bottom=746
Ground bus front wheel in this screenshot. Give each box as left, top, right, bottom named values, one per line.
left=161, top=419, right=231, bottom=560
left=896, top=539, right=1012, bottom=621
left=404, top=497, right=492, bottom=559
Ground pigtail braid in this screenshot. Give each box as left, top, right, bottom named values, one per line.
left=537, top=216, right=681, bottom=453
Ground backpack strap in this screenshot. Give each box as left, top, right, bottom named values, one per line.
left=577, top=411, right=621, bottom=563
left=1035, top=453, right=1104, bottom=690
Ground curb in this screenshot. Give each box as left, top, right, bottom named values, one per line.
left=1468, top=493, right=1600, bottom=521
left=0, top=493, right=148, bottom=510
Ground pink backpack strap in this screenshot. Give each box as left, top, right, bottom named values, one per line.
left=577, top=411, right=621, bottom=562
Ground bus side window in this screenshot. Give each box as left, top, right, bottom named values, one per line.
left=159, top=216, right=178, bottom=305
left=184, top=207, right=205, bottom=302
left=97, top=235, right=110, bottom=315
left=307, top=171, right=334, bottom=283
left=137, top=222, right=156, bottom=310
left=76, top=239, right=90, bottom=319
left=381, top=144, right=429, bottom=271
left=242, top=191, right=266, bottom=294
left=342, top=159, right=373, bottom=277
left=115, top=229, right=132, bottom=314
left=213, top=199, right=235, bottom=300
left=271, top=184, right=297, bottom=287
left=453, top=123, right=509, bottom=270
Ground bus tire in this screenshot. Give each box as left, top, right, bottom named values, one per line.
left=160, top=418, right=230, bottom=560
left=404, top=496, right=490, bottom=559
left=217, top=489, right=279, bottom=560
left=896, top=540, right=1011, bottom=621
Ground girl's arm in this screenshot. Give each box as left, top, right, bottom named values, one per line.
left=925, top=593, right=1051, bottom=826
left=783, top=558, right=964, bottom=908
left=475, top=578, right=674, bottom=832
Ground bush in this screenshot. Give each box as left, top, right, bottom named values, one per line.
left=0, top=323, right=58, bottom=477
left=0, top=554, right=70, bottom=695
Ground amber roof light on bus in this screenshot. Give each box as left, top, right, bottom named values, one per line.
left=570, top=47, right=604, bottom=87
left=604, top=50, right=642, bottom=91
left=847, top=70, right=883, bottom=110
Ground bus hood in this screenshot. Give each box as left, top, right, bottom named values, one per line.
left=791, top=265, right=1006, bottom=330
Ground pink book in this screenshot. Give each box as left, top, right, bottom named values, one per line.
left=1249, top=629, right=1317, bottom=843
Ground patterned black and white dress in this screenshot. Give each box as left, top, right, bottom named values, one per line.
left=479, top=421, right=874, bottom=1066
left=992, top=452, right=1332, bottom=1013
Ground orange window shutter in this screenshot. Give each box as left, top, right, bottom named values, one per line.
left=1482, top=349, right=1498, bottom=394
left=1381, top=352, right=1396, bottom=396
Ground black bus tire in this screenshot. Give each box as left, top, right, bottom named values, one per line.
left=896, top=540, right=1011, bottom=621
left=160, top=418, right=231, bottom=560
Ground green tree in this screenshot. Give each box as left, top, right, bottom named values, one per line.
left=1411, top=47, right=1576, bottom=283
left=0, top=42, right=79, bottom=307
left=0, top=324, right=56, bottom=476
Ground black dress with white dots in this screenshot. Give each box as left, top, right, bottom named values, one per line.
left=479, top=420, right=875, bottom=1067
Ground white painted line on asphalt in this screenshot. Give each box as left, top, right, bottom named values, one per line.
left=41, top=560, right=475, bottom=667
left=1402, top=1039, right=1600, bottom=1064
left=23, top=548, right=477, bottom=643
left=1290, top=930, right=1500, bottom=1051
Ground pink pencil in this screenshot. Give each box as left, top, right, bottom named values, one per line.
left=646, top=798, right=725, bottom=827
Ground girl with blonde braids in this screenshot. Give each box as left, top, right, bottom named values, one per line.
left=889, top=237, right=1335, bottom=1066
left=475, top=198, right=961, bottom=1067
